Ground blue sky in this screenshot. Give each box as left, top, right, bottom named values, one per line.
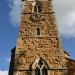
left=0, top=0, right=19, bottom=72
left=0, top=0, right=75, bottom=75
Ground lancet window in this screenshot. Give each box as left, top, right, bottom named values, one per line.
left=37, top=28, right=40, bottom=35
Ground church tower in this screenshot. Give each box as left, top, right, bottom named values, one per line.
left=9, top=0, right=68, bottom=75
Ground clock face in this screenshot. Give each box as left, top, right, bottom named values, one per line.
left=30, top=13, right=41, bottom=21
left=30, top=13, right=45, bottom=21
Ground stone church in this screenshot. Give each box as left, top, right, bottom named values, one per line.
left=9, top=0, right=75, bottom=75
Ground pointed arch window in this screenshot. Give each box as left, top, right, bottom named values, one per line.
left=37, top=28, right=40, bottom=36
left=32, top=58, right=49, bottom=75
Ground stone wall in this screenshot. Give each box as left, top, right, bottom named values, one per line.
left=9, top=0, right=67, bottom=75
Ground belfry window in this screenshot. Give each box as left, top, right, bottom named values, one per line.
left=32, top=58, right=48, bottom=75
left=37, top=28, right=40, bottom=35
left=34, top=1, right=42, bottom=13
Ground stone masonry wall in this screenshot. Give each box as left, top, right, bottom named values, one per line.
left=9, top=0, right=67, bottom=75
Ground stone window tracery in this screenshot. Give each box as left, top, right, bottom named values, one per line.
left=32, top=58, right=48, bottom=75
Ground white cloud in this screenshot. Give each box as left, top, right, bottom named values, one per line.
left=0, top=70, right=8, bottom=75
left=8, top=0, right=22, bottom=27
left=8, top=0, right=75, bottom=38
left=53, top=0, right=75, bottom=38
